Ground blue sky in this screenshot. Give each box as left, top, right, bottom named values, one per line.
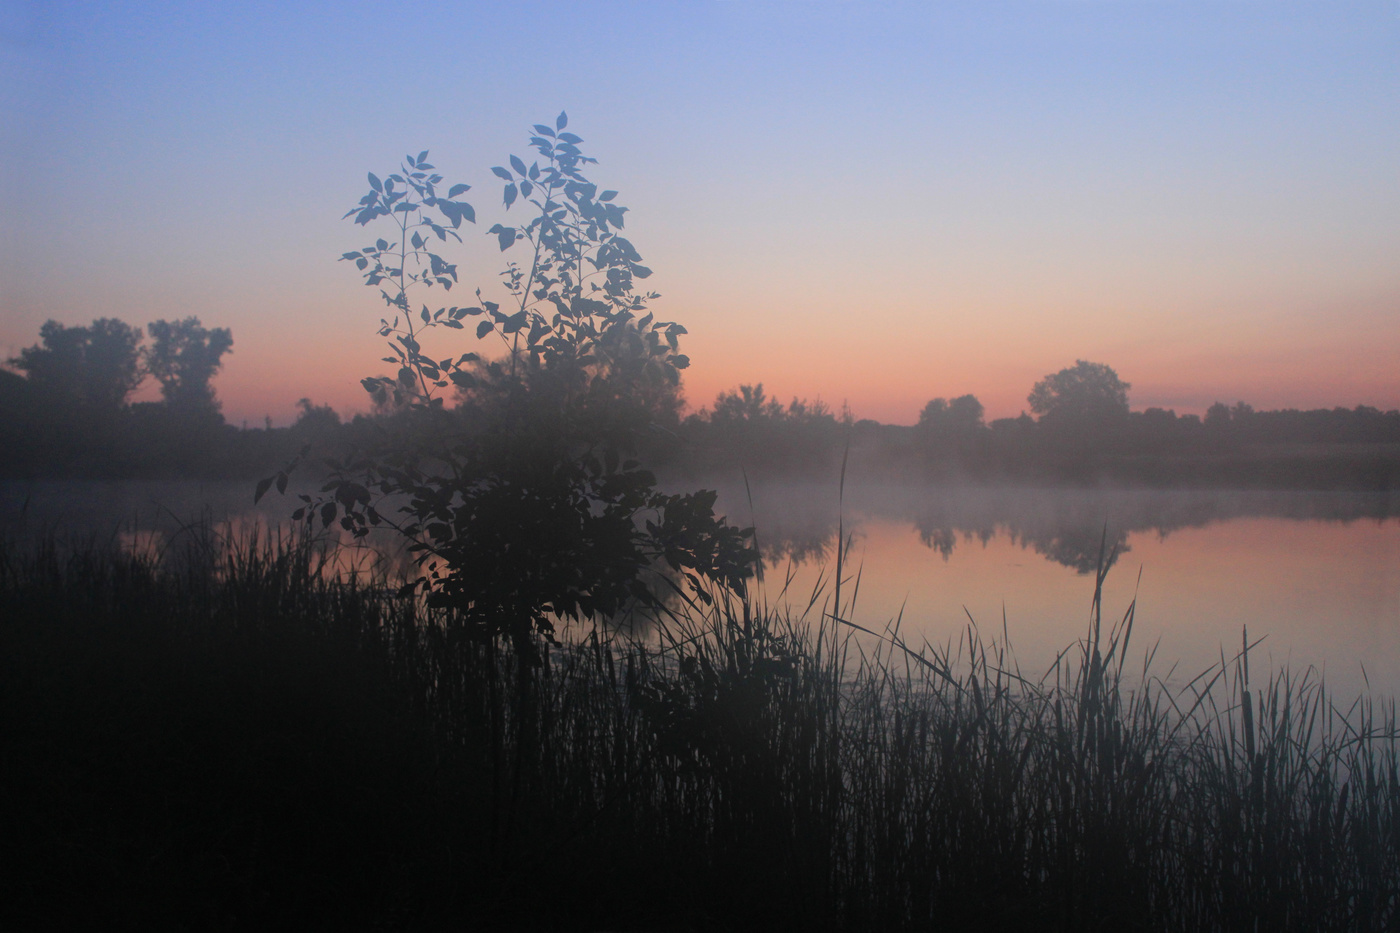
left=3, top=0, right=1397, bottom=424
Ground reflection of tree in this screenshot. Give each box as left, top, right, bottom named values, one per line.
left=1014, top=526, right=1129, bottom=575
left=916, top=522, right=958, bottom=559
left=912, top=513, right=997, bottom=561
left=912, top=508, right=1128, bottom=573
left=762, top=530, right=835, bottom=567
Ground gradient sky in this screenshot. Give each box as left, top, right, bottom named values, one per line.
left=3, top=0, right=1397, bottom=426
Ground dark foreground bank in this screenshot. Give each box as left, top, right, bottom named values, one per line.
left=2, top=527, right=1397, bottom=932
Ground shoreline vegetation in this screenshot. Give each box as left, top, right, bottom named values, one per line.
left=3, top=524, right=1396, bottom=931
left=3, top=366, right=1399, bottom=489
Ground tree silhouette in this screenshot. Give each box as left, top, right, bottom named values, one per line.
left=8, top=318, right=144, bottom=412
left=144, top=318, right=234, bottom=417
left=1028, top=360, right=1130, bottom=424
left=710, top=384, right=785, bottom=425
left=918, top=394, right=984, bottom=434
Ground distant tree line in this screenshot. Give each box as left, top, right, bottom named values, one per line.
left=5, top=332, right=1397, bottom=489
left=8, top=317, right=232, bottom=417
left=0, top=316, right=277, bottom=478
left=666, top=361, right=1400, bottom=489
left=669, top=384, right=850, bottom=476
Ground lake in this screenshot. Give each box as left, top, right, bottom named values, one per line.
left=4, top=478, right=1397, bottom=697
left=717, top=481, right=1400, bottom=698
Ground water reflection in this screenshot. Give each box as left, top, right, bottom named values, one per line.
left=706, top=482, right=1399, bottom=696
left=723, top=484, right=1398, bottom=577
left=4, top=479, right=1397, bottom=693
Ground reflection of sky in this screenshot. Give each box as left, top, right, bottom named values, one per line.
left=757, top=509, right=1400, bottom=700
left=4, top=2, right=1398, bottom=426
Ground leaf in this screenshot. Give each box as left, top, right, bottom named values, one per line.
left=495, top=226, right=515, bottom=251
left=556, top=110, right=568, bottom=130
left=599, top=190, right=618, bottom=202
left=450, top=370, right=477, bottom=388
left=673, top=354, right=690, bottom=369
left=417, top=149, right=429, bottom=164
left=254, top=476, right=273, bottom=503
left=504, top=183, right=517, bottom=208
left=491, top=166, right=513, bottom=181
left=510, top=154, right=528, bottom=176
left=368, top=172, right=383, bottom=192
left=439, top=200, right=474, bottom=228
left=321, top=502, right=337, bottom=528
left=448, top=183, right=470, bottom=198
left=557, top=132, right=583, bottom=145
left=276, top=471, right=289, bottom=494
left=532, top=123, right=556, bottom=138
left=476, top=320, right=494, bottom=339
left=501, top=310, right=528, bottom=334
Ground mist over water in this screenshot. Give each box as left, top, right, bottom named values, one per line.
left=6, top=478, right=1397, bottom=697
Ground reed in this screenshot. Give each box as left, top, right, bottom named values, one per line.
left=2, top=523, right=1396, bottom=931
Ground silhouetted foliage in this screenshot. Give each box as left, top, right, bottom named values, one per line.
left=1029, top=360, right=1131, bottom=424
left=291, top=397, right=341, bottom=436
left=8, top=318, right=144, bottom=412
left=918, top=394, right=984, bottom=434
left=275, top=117, right=756, bottom=662
left=0, top=315, right=272, bottom=478
left=678, top=383, right=846, bottom=477
left=145, top=317, right=234, bottom=419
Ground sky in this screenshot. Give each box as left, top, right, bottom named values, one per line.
left=2, top=0, right=1397, bottom=427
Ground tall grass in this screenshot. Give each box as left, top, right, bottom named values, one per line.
left=2, top=522, right=1396, bottom=930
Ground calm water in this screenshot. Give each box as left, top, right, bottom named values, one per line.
left=5, top=479, right=1397, bottom=696
left=718, top=482, right=1400, bottom=697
